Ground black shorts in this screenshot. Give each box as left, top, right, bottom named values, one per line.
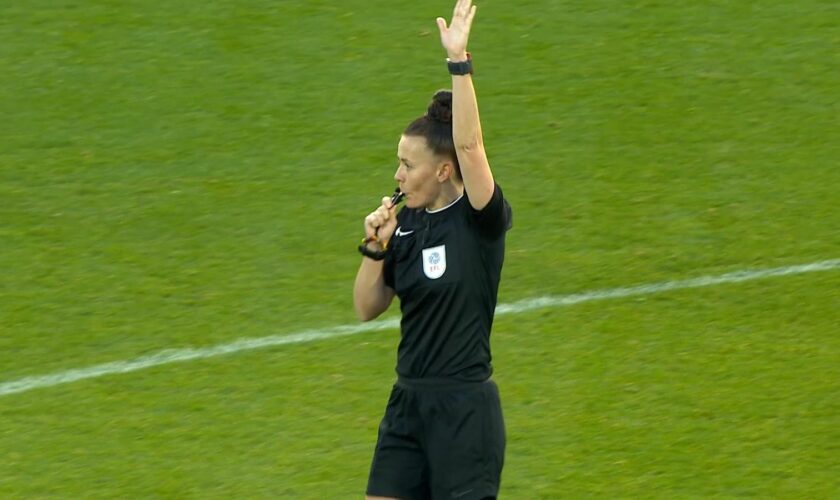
left=366, top=377, right=506, bottom=500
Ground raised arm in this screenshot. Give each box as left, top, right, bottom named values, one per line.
left=437, top=0, right=495, bottom=210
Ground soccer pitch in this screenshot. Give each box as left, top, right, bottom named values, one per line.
left=1, top=0, right=838, bottom=497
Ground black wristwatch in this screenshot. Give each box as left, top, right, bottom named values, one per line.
left=447, top=52, right=473, bottom=75
left=358, top=236, right=389, bottom=261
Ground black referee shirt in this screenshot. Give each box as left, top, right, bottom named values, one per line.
left=383, top=183, right=513, bottom=382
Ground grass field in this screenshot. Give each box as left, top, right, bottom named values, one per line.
left=1, top=0, right=839, bottom=497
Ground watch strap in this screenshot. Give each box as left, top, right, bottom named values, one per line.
left=447, top=52, right=473, bottom=75
left=358, top=236, right=389, bottom=261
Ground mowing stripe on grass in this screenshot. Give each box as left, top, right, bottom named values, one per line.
left=1, top=258, right=838, bottom=397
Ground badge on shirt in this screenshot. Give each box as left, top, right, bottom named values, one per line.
left=422, top=245, right=447, bottom=279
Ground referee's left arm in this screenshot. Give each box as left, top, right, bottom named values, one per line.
left=451, top=68, right=494, bottom=211
left=437, top=3, right=496, bottom=211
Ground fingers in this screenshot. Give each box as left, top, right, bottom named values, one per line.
left=454, top=0, right=466, bottom=16
left=365, top=210, right=387, bottom=237
left=467, top=4, right=477, bottom=25
left=439, top=0, right=473, bottom=57
left=364, top=198, right=397, bottom=235
left=436, top=17, right=448, bottom=33
left=455, top=0, right=472, bottom=18
left=445, top=0, right=475, bottom=31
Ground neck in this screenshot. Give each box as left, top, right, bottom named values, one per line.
left=427, top=182, right=463, bottom=212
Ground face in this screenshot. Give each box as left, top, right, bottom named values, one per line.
left=394, top=135, right=452, bottom=209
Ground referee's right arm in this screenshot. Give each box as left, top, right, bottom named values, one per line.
left=353, top=258, right=395, bottom=321
left=353, top=197, right=398, bottom=321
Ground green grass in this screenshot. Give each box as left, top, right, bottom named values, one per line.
left=1, top=0, right=838, bottom=497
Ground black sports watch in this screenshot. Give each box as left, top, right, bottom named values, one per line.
left=447, top=52, right=473, bottom=75
left=358, top=236, right=389, bottom=261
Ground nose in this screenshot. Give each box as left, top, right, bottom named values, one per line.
left=394, top=165, right=405, bottom=182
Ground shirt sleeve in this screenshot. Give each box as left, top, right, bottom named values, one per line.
left=469, top=182, right=513, bottom=240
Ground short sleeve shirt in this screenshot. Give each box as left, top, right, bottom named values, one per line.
left=383, top=183, right=513, bottom=382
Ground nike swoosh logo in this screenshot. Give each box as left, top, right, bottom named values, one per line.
left=452, top=489, right=474, bottom=498
left=395, top=227, right=414, bottom=237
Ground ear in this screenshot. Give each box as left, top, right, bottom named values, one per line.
left=436, top=161, right=453, bottom=183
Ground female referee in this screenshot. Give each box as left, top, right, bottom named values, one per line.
left=353, top=1, right=512, bottom=498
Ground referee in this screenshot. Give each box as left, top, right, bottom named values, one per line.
left=353, top=1, right=512, bottom=499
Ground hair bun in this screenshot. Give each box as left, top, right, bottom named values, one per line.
left=427, top=90, right=453, bottom=123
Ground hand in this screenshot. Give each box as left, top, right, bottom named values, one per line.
left=436, top=0, right=477, bottom=61
left=363, top=197, right=399, bottom=246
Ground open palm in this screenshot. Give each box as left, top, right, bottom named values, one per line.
left=436, top=0, right=477, bottom=59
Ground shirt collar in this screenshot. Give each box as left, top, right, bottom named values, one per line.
left=425, top=193, right=464, bottom=214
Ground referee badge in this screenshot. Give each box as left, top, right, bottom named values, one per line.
left=422, top=245, right=447, bottom=279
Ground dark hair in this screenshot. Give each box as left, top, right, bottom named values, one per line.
left=404, top=90, right=461, bottom=179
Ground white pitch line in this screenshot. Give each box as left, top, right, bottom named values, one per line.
left=1, top=258, right=838, bottom=398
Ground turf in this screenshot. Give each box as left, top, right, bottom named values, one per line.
left=1, top=0, right=838, bottom=497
